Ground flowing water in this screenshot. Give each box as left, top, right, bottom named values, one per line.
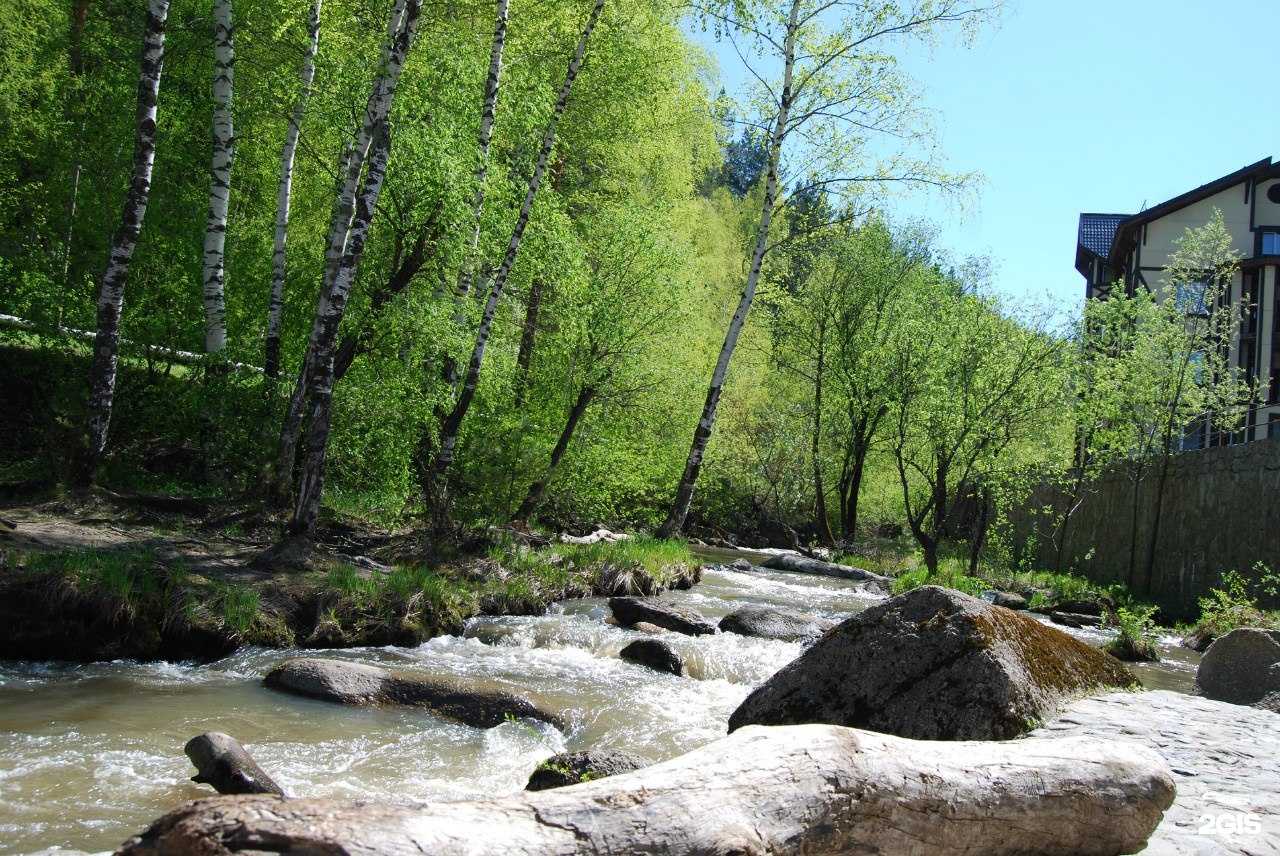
left=0, top=556, right=1199, bottom=856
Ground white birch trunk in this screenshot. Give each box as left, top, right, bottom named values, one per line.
left=426, top=0, right=605, bottom=514
left=289, top=0, right=422, bottom=535
left=72, top=0, right=170, bottom=487
left=657, top=0, right=799, bottom=539
left=202, top=0, right=234, bottom=354
left=272, top=0, right=417, bottom=504
left=290, top=121, right=393, bottom=536
left=265, top=0, right=321, bottom=379
left=452, top=0, right=509, bottom=301
left=118, top=724, right=1175, bottom=856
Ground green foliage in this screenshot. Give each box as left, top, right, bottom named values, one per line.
left=891, top=564, right=986, bottom=598
left=1102, top=604, right=1160, bottom=662
left=1192, top=564, right=1280, bottom=639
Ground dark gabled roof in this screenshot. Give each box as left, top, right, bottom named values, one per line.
left=1078, top=213, right=1128, bottom=259
left=1114, top=158, right=1274, bottom=243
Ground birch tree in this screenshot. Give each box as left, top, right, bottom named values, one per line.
left=290, top=0, right=424, bottom=536
left=454, top=0, right=509, bottom=302
left=265, top=0, right=322, bottom=379
left=271, top=0, right=414, bottom=503
left=69, top=0, right=170, bottom=487
left=423, top=0, right=606, bottom=521
left=657, top=0, right=994, bottom=538
left=202, top=0, right=235, bottom=354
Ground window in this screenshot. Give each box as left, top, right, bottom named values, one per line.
left=1175, top=281, right=1209, bottom=315
left=1262, top=232, right=1280, bottom=254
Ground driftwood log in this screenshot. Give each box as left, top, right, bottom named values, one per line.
left=183, top=732, right=285, bottom=796
left=124, top=724, right=1174, bottom=856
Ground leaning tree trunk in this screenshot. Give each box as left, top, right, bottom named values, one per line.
left=272, top=0, right=409, bottom=501
left=119, top=724, right=1174, bottom=856
left=202, top=0, right=234, bottom=355
left=69, top=0, right=170, bottom=488
left=290, top=120, right=394, bottom=536
left=452, top=0, right=509, bottom=302
left=425, top=0, right=605, bottom=521
left=656, top=0, right=799, bottom=539
left=512, top=277, right=543, bottom=409
left=265, top=0, right=322, bottom=380
left=513, top=385, right=594, bottom=522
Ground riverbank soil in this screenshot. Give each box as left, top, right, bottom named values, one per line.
left=0, top=491, right=697, bottom=661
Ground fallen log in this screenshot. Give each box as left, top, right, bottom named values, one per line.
left=122, top=723, right=1174, bottom=856
left=183, top=732, right=284, bottom=796
left=760, top=553, right=892, bottom=587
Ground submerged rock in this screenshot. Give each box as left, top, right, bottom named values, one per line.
left=609, top=597, right=716, bottom=636
left=1195, top=628, right=1280, bottom=706
left=729, top=586, right=1138, bottom=740
left=620, top=639, right=684, bottom=675
left=264, top=657, right=563, bottom=730
left=719, top=607, right=833, bottom=643
left=525, top=750, right=651, bottom=791
left=988, top=591, right=1028, bottom=610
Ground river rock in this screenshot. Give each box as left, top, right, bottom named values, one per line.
left=729, top=586, right=1139, bottom=740
left=719, top=607, right=833, bottom=643
left=1050, top=611, right=1103, bottom=628
left=988, top=591, right=1027, bottom=610
left=608, top=597, right=716, bottom=636
left=730, top=558, right=753, bottom=571
left=117, top=724, right=1174, bottom=856
left=184, top=732, right=285, bottom=796
left=620, top=639, right=683, bottom=675
left=759, top=553, right=891, bottom=587
left=525, top=750, right=651, bottom=791
left=1195, top=627, right=1280, bottom=706
left=264, top=658, right=563, bottom=729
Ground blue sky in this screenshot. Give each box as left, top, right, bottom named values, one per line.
left=692, top=1, right=1280, bottom=315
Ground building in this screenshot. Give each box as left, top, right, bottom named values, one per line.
left=1076, top=157, right=1280, bottom=442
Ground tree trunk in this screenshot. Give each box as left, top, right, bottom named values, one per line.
left=121, top=724, right=1173, bottom=856
left=967, top=486, right=989, bottom=577
left=272, top=0, right=417, bottom=508
left=202, top=0, right=234, bottom=355
left=425, top=0, right=605, bottom=521
left=1142, top=453, right=1174, bottom=594
left=840, top=447, right=866, bottom=540
left=656, top=0, right=800, bottom=539
left=290, top=119, right=395, bottom=536
left=512, top=277, right=543, bottom=409
left=514, top=385, right=594, bottom=522
left=452, top=0, right=509, bottom=301
left=68, top=0, right=169, bottom=488
left=265, top=0, right=321, bottom=380
left=811, top=322, right=834, bottom=545
left=183, top=732, right=284, bottom=796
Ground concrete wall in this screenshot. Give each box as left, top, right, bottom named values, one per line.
left=1010, top=437, right=1280, bottom=618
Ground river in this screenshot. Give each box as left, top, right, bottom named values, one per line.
left=0, top=556, right=1200, bottom=855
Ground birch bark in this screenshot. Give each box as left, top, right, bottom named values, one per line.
left=657, top=0, right=799, bottom=538
left=289, top=0, right=423, bottom=535
left=272, top=0, right=416, bottom=504
left=202, top=0, right=234, bottom=354
left=425, top=0, right=605, bottom=518
left=453, top=0, right=509, bottom=301
left=70, top=0, right=170, bottom=487
left=291, top=121, right=394, bottom=535
left=265, top=0, right=322, bottom=379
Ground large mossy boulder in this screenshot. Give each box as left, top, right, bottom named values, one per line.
left=729, top=586, right=1138, bottom=740
left=264, top=658, right=563, bottom=730
left=1195, top=628, right=1280, bottom=707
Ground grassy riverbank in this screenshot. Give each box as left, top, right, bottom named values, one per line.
left=0, top=495, right=701, bottom=662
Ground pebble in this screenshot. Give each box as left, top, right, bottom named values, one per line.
left=1031, top=691, right=1279, bottom=855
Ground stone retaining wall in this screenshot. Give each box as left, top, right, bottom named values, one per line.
left=1008, top=437, right=1280, bottom=617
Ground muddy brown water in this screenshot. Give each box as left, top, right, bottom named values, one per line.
left=0, top=553, right=1198, bottom=855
